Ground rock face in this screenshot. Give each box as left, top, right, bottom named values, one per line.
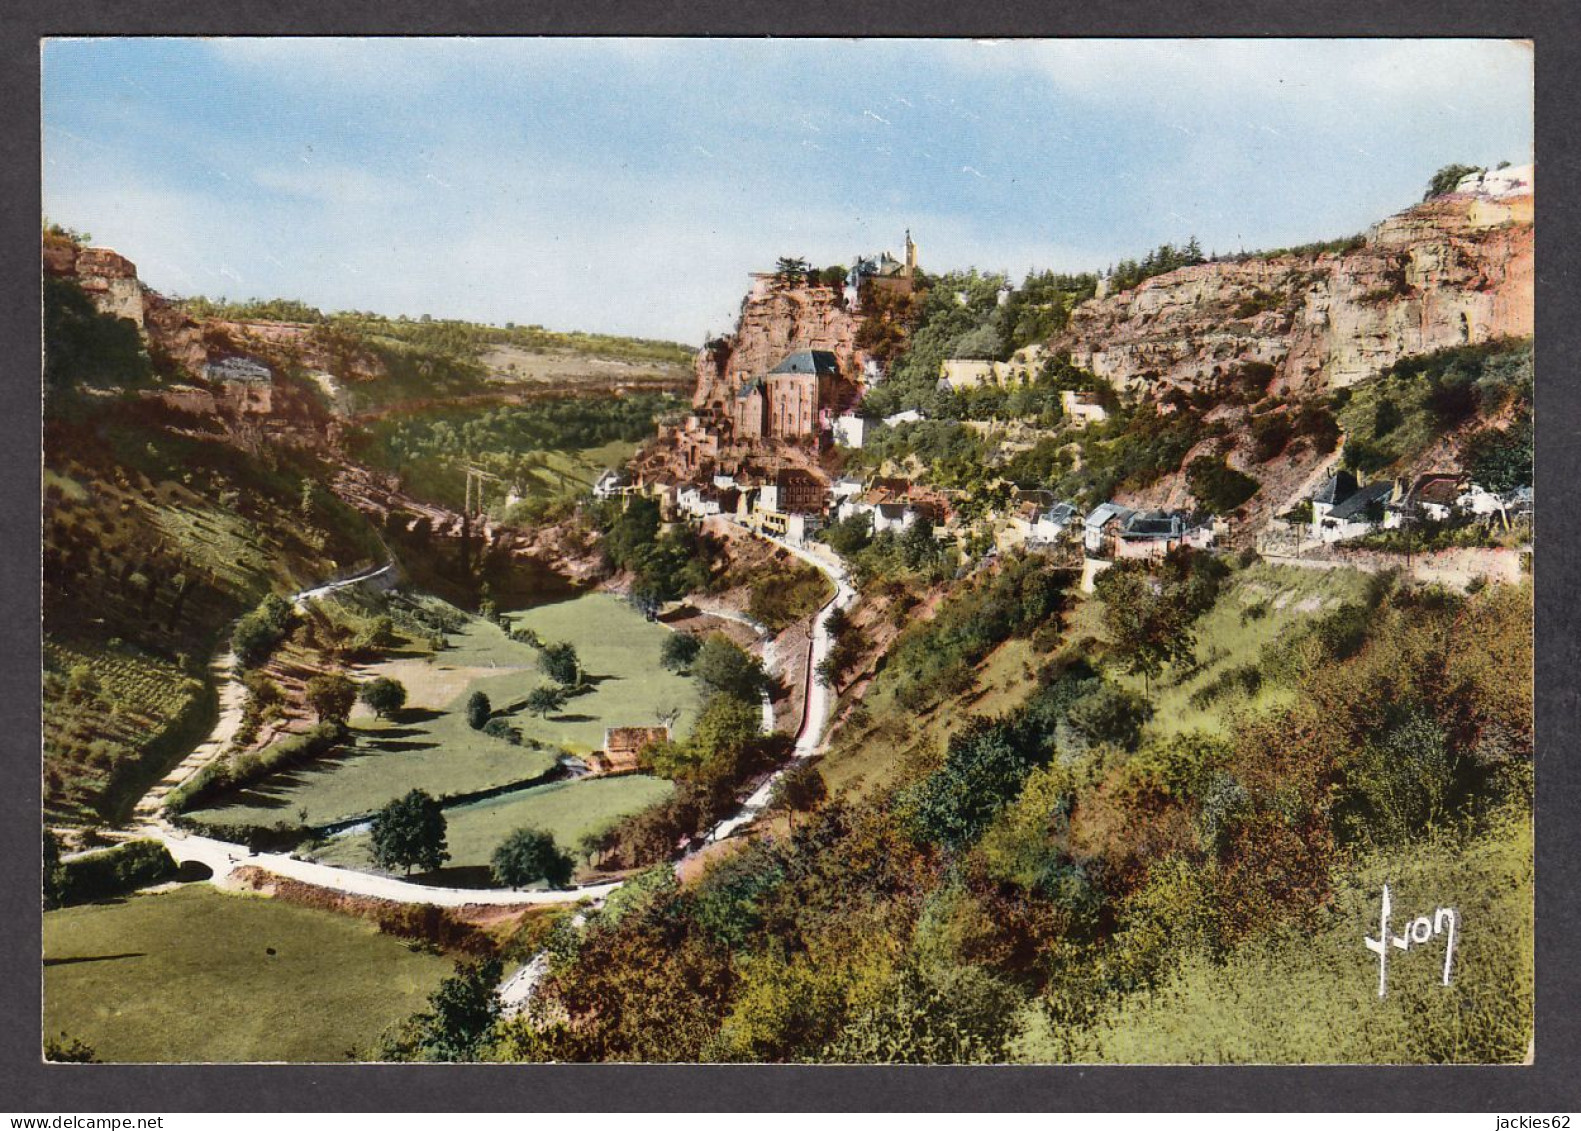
left=43, top=240, right=146, bottom=328
left=1057, top=185, right=1532, bottom=396
left=694, top=279, right=865, bottom=412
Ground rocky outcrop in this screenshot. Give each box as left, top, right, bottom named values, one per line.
left=43, top=240, right=146, bottom=328
left=694, top=279, right=865, bottom=411
left=1057, top=182, right=1532, bottom=396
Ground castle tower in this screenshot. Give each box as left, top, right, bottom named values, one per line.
left=905, top=229, right=917, bottom=278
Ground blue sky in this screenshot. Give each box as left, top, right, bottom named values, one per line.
left=43, top=38, right=1532, bottom=344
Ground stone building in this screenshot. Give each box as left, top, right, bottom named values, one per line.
left=765, top=349, right=842, bottom=438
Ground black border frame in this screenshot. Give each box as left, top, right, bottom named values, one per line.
left=5, top=2, right=1578, bottom=1112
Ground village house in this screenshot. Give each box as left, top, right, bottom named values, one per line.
left=829, top=475, right=866, bottom=505
left=937, top=344, right=1046, bottom=392
left=1060, top=389, right=1109, bottom=429
left=835, top=476, right=945, bottom=538
left=1083, top=501, right=1137, bottom=557
left=592, top=469, right=628, bottom=500
left=590, top=726, right=670, bottom=776
left=1310, top=471, right=1393, bottom=543
left=1113, top=509, right=1214, bottom=560
left=832, top=413, right=869, bottom=449
left=739, top=468, right=829, bottom=547
left=1027, top=500, right=1081, bottom=548
left=1383, top=472, right=1462, bottom=528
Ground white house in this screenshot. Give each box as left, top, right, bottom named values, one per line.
left=1032, top=501, right=1081, bottom=546
left=883, top=409, right=925, bottom=428
left=830, top=475, right=866, bottom=504
left=1311, top=471, right=1392, bottom=543
left=592, top=469, right=627, bottom=500
left=1083, top=502, right=1137, bottom=556
left=832, top=414, right=869, bottom=449
left=1060, top=390, right=1109, bottom=429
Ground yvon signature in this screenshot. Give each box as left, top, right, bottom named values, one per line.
left=1363, top=884, right=1458, bottom=998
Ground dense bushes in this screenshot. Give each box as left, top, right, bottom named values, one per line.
left=231, top=594, right=295, bottom=667
left=747, top=560, right=832, bottom=631
left=884, top=556, right=1069, bottom=711
left=166, top=722, right=347, bottom=814
left=1185, top=456, right=1259, bottom=514
left=56, top=839, right=177, bottom=905
left=594, top=496, right=715, bottom=607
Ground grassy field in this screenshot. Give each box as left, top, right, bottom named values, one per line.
left=311, top=773, right=673, bottom=879
left=1073, top=561, right=1375, bottom=738
left=1013, top=814, right=1533, bottom=1063
left=43, top=885, right=451, bottom=1063
left=185, top=594, right=698, bottom=831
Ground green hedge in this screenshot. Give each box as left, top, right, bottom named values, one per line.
left=59, top=839, right=177, bottom=905
left=166, top=722, right=347, bottom=815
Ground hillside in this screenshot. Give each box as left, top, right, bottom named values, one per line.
left=1057, top=172, right=1532, bottom=397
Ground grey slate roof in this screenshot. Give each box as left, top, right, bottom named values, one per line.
left=769, top=349, right=841, bottom=376
left=1313, top=470, right=1360, bottom=506
left=1085, top=501, right=1137, bottom=530
left=1121, top=509, right=1185, bottom=539
left=1326, top=481, right=1393, bottom=521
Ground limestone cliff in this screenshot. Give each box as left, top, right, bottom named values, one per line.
left=43, top=240, right=146, bottom=328
left=1057, top=177, right=1532, bottom=396
left=693, top=278, right=866, bottom=411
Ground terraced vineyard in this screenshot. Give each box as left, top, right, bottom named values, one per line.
left=42, top=640, right=212, bottom=824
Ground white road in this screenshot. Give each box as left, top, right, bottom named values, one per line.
left=145, top=825, right=620, bottom=907
left=703, top=530, right=855, bottom=842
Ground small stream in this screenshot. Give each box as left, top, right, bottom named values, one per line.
left=317, top=758, right=579, bottom=840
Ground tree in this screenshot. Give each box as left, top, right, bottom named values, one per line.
left=466, top=691, right=492, bottom=730
left=358, top=676, right=407, bottom=720
left=370, top=789, right=450, bottom=875
left=525, top=685, right=567, bottom=718
left=660, top=632, right=701, bottom=673
left=305, top=672, right=357, bottom=724
left=768, top=762, right=827, bottom=832
left=401, top=957, right=504, bottom=1062
left=540, top=641, right=581, bottom=687
left=1423, top=163, right=1484, bottom=200
left=693, top=634, right=769, bottom=704
left=492, top=826, right=575, bottom=889
left=775, top=256, right=811, bottom=286
left=1373, top=397, right=1404, bottom=437
left=1092, top=562, right=1195, bottom=702
left=1186, top=455, right=1259, bottom=515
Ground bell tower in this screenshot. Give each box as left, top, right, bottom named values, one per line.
left=904, top=229, right=917, bottom=278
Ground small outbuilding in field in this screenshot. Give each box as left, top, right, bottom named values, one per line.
left=591, top=725, right=670, bottom=776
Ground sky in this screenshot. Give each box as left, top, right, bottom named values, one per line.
left=42, top=38, right=1533, bottom=345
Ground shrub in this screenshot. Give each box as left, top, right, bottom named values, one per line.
left=306, top=672, right=358, bottom=724
left=1066, top=683, right=1153, bottom=752
left=57, top=838, right=177, bottom=905
left=359, top=676, right=408, bottom=720
left=1186, top=456, right=1259, bottom=515
left=492, top=826, right=575, bottom=889
left=660, top=632, right=701, bottom=672
left=466, top=691, right=491, bottom=730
